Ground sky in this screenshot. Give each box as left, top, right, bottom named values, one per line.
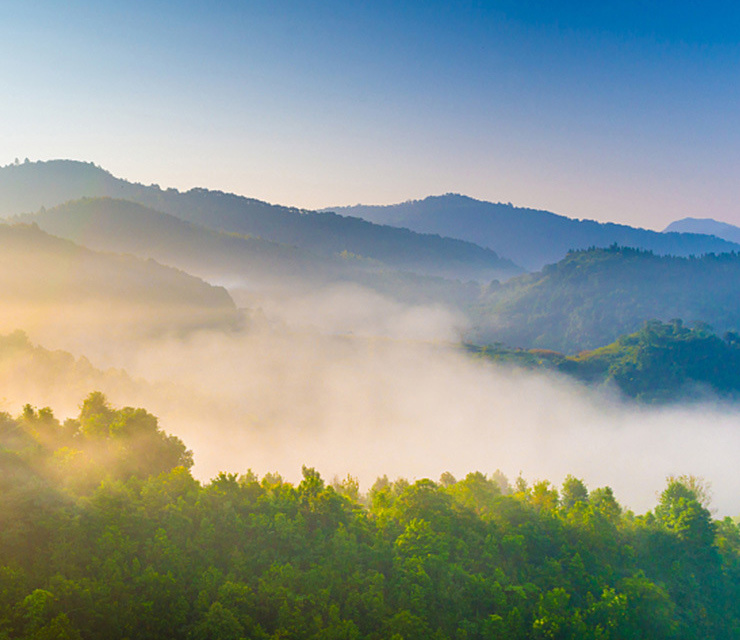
left=2, top=1, right=740, bottom=229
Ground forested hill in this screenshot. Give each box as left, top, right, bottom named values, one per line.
left=15, top=197, right=484, bottom=309
left=0, top=222, right=238, bottom=336
left=331, top=194, right=740, bottom=270
left=15, top=198, right=350, bottom=289
left=470, top=320, right=740, bottom=402
left=2, top=394, right=739, bottom=639
left=472, top=246, right=740, bottom=352
left=0, top=160, right=522, bottom=282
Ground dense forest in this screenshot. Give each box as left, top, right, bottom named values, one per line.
left=1, top=395, right=739, bottom=639
left=473, top=246, right=740, bottom=352
left=469, top=320, right=740, bottom=402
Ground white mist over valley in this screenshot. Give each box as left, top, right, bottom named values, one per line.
left=1, top=272, right=738, bottom=517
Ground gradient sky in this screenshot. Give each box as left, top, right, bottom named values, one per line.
left=2, top=1, right=740, bottom=229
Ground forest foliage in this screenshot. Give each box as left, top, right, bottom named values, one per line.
left=1, top=395, right=740, bottom=639
left=474, top=246, right=740, bottom=352
left=469, top=319, right=740, bottom=402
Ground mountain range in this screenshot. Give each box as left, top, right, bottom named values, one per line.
left=12, top=197, right=485, bottom=313
left=4, top=159, right=740, bottom=357
left=330, top=195, right=740, bottom=270
left=5, top=159, right=739, bottom=279
left=0, top=160, right=520, bottom=283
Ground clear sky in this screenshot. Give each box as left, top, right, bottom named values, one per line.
left=2, top=1, right=740, bottom=229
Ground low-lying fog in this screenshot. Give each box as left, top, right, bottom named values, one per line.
left=2, top=282, right=739, bottom=517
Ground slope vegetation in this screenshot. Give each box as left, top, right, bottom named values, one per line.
left=0, top=395, right=737, bottom=639
left=473, top=246, right=740, bottom=352
left=470, top=320, right=740, bottom=402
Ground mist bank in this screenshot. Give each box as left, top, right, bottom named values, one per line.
left=120, top=326, right=740, bottom=517
left=4, top=316, right=740, bottom=517
left=0, top=211, right=736, bottom=517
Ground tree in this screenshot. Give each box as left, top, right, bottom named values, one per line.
left=655, top=480, right=714, bottom=548
left=560, top=476, right=588, bottom=510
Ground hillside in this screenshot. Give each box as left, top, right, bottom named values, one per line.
left=471, top=246, right=740, bottom=352
left=470, top=320, right=740, bottom=402
left=0, top=222, right=239, bottom=340
left=16, top=197, right=483, bottom=310
left=664, top=217, right=740, bottom=244
left=332, top=194, right=740, bottom=270
left=0, top=160, right=522, bottom=282
left=0, top=330, right=140, bottom=414
left=15, top=197, right=345, bottom=291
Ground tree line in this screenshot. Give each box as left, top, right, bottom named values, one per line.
left=469, top=319, right=740, bottom=402
left=1, top=394, right=739, bottom=639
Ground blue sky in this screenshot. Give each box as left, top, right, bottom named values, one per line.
left=2, top=1, right=740, bottom=228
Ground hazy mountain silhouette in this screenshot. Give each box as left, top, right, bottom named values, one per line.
left=0, top=221, right=239, bottom=339
left=0, top=160, right=521, bottom=283
left=330, top=194, right=740, bottom=270
left=15, top=198, right=347, bottom=290
left=664, top=217, right=740, bottom=245
left=16, top=197, right=485, bottom=310
left=471, top=246, right=740, bottom=352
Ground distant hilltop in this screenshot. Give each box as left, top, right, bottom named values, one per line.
left=2, top=160, right=739, bottom=275
left=664, top=217, right=740, bottom=245
left=0, top=160, right=522, bottom=285
left=329, top=194, right=740, bottom=271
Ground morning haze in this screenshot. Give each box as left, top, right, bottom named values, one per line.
left=1, top=158, right=739, bottom=518
left=2, top=3, right=740, bottom=636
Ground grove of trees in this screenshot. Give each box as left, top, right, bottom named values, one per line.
left=1, top=394, right=739, bottom=639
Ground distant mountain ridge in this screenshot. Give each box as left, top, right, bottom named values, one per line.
left=330, top=194, right=740, bottom=270
left=14, top=197, right=483, bottom=309
left=664, top=217, right=740, bottom=245
left=0, top=160, right=521, bottom=282
left=13, top=197, right=344, bottom=291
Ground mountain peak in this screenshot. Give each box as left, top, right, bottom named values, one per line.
left=664, top=217, right=740, bottom=245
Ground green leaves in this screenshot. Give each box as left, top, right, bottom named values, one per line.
left=2, top=398, right=740, bottom=638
